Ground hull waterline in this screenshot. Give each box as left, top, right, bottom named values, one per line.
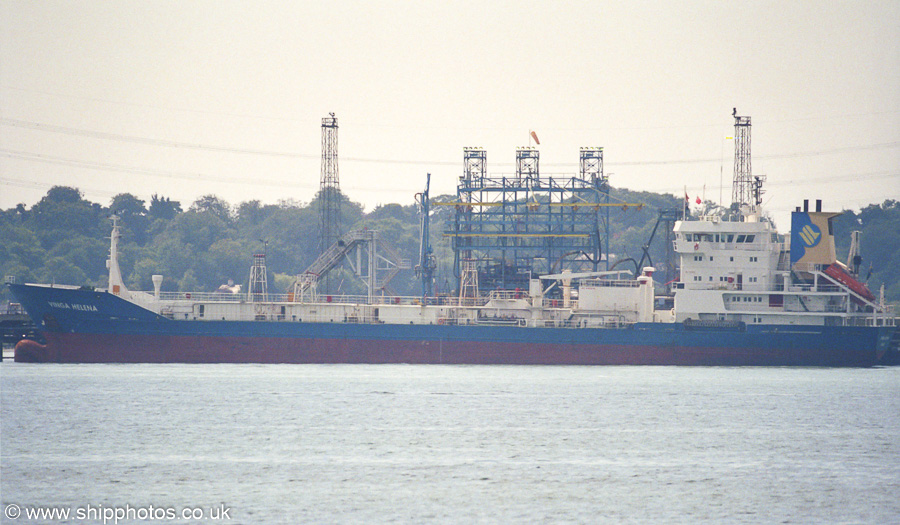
left=16, top=331, right=881, bottom=367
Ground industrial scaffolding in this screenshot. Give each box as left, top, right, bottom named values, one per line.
left=440, top=147, right=638, bottom=293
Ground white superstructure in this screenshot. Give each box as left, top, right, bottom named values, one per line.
left=672, top=206, right=893, bottom=328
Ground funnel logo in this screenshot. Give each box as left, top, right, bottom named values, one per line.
left=790, top=211, right=827, bottom=267
left=798, top=223, right=821, bottom=248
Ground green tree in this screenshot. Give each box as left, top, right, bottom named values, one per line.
left=27, top=186, right=106, bottom=247
left=149, top=194, right=182, bottom=221
left=47, top=236, right=107, bottom=284
left=834, top=200, right=900, bottom=303
left=110, top=193, right=150, bottom=245
left=199, top=239, right=254, bottom=290
left=191, top=195, right=233, bottom=225
left=257, top=206, right=318, bottom=274
left=36, top=257, right=89, bottom=286
left=178, top=269, right=201, bottom=292
left=165, top=210, right=232, bottom=250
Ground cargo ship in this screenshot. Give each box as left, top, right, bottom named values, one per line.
left=8, top=112, right=898, bottom=365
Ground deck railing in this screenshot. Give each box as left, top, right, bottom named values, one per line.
left=152, top=291, right=499, bottom=308
left=148, top=289, right=592, bottom=312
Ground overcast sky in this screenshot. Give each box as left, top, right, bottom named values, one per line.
left=2, top=0, right=898, bottom=229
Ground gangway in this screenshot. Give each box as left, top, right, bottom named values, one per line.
left=291, top=229, right=408, bottom=302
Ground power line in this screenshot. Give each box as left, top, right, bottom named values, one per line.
left=5, top=148, right=896, bottom=199
left=3, top=117, right=898, bottom=168
left=0, top=150, right=425, bottom=194
left=0, top=176, right=122, bottom=200
left=767, top=171, right=899, bottom=187
left=1, top=149, right=314, bottom=189
left=648, top=171, right=899, bottom=196
left=1, top=117, right=461, bottom=166
left=2, top=118, right=313, bottom=159
left=608, top=142, right=900, bottom=167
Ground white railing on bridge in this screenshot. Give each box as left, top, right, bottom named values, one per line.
left=580, top=279, right=640, bottom=289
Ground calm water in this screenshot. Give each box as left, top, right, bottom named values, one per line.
left=2, top=363, right=899, bottom=524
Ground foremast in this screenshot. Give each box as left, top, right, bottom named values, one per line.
left=107, top=216, right=129, bottom=299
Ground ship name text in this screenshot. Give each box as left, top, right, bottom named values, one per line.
left=48, top=301, right=99, bottom=312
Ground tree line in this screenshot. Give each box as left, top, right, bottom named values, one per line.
left=1, top=186, right=897, bottom=304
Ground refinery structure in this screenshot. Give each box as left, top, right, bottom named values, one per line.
left=438, top=146, right=645, bottom=297
left=309, top=114, right=648, bottom=303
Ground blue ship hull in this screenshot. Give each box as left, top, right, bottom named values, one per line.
left=8, top=284, right=893, bottom=366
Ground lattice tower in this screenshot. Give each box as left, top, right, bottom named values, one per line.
left=458, top=148, right=486, bottom=264
left=248, top=253, right=268, bottom=302
left=516, top=148, right=539, bottom=179
left=731, top=108, right=753, bottom=206
left=319, top=113, right=341, bottom=253
left=458, top=259, right=480, bottom=305
left=580, top=147, right=609, bottom=269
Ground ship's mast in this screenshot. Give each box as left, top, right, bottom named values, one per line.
left=731, top=108, right=752, bottom=207
left=107, top=216, right=129, bottom=296
left=415, top=173, right=436, bottom=297
left=731, top=109, right=765, bottom=217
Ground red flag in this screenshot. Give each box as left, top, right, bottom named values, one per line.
left=530, top=131, right=540, bottom=145
left=685, top=193, right=690, bottom=203
left=696, top=196, right=702, bottom=204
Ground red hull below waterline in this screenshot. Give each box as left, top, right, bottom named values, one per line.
left=13, top=332, right=880, bottom=367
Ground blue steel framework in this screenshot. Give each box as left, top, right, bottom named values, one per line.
left=445, top=148, right=610, bottom=293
